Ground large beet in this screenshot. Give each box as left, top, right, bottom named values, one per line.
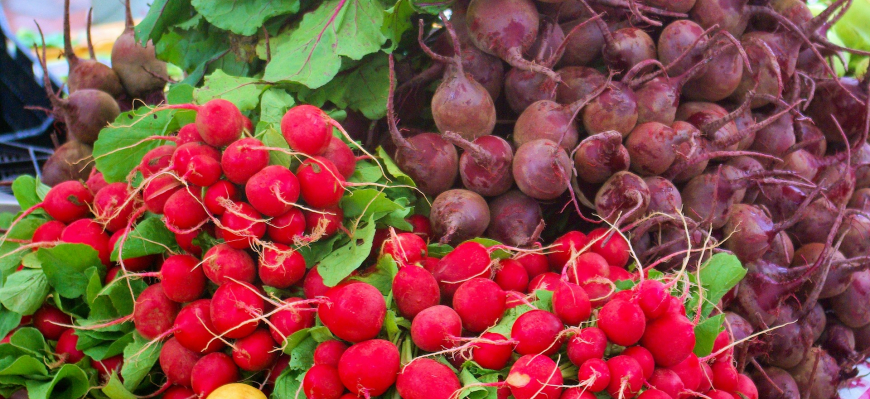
left=581, top=82, right=639, bottom=137
left=111, top=0, right=168, bottom=98
left=806, top=77, right=868, bottom=144
left=42, top=141, right=94, bottom=186
left=430, top=189, right=491, bottom=245
left=574, top=131, right=630, bottom=184
left=787, top=348, right=840, bottom=399
left=830, top=270, right=870, bottom=328
left=512, top=139, right=573, bottom=200
left=485, top=190, right=543, bottom=247
left=594, top=171, right=650, bottom=224
left=752, top=367, right=801, bottom=399
left=444, top=133, right=513, bottom=197
left=63, top=0, right=123, bottom=97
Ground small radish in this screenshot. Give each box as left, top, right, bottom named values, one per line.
left=110, top=228, right=157, bottom=271
left=269, top=355, right=290, bottom=385
left=221, top=138, right=270, bottom=184
left=564, top=252, right=610, bottom=286
left=160, top=254, right=207, bottom=303
left=281, top=105, right=333, bottom=155
left=711, top=361, right=739, bottom=392
left=511, top=309, right=563, bottom=355
left=269, top=298, right=315, bottom=344
left=231, top=328, right=278, bottom=371
left=171, top=143, right=222, bottom=186
left=623, top=346, right=655, bottom=380
left=552, top=281, right=592, bottom=325
left=516, top=253, right=549, bottom=278
left=598, top=298, right=646, bottom=346
left=268, top=208, right=306, bottom=245
left=562, top=387, right=597, bottom=399
left=505, top=354, right=563, bottom=399
left=667, top=354, right=702, bottom=391
left=303, top=266, right=330, bottom=299
left=164, top=387, right=196, bottom=399
left=636, top=280, right=670, bottom=319
left=397, top=358, right=462, bottom=399
left=453, top=278, right=505, bottom=332
left=33, top=305, right=71, bottom=340
left=430, top=241, right=492, bottom=298
left=406, top=214, right=431, bottom=240
left=471, top=332, right=515, bottom=370
left=218, top=202, right=266, bottom=249
left=321, top=137, right=356, bottom=179
left=143, top=175, right=181, bottom=214
left=32, top=220, right=66, bottom=243
left=303, top=364, right=344, bottom=399
left=606, top=355, right=644, bottom=398
left=296, top=158, right=345, bottom=208
left=410, top=305, right=462, bottom=352
left=641, top=313, right=696, bottom=367
left=259, top=244, right=306, bottom=289
left=548, top=231, right=589, bottom=270
left=337, top=339, right=400, bottom=397
left=304, top=207, right=343, bottom=238
left=163, top=187, right=208, bottom=232
left=314, top=340, right=348, bottom=368
left=209, top=281, right=264, bottom=339
left=495, top=259, right=530, bottom=293
left=382, top=232, right=427, bottom=267
left=318, top=282, right=386, bottom=343
left=203, top=180, right=240, bottom=216
left=176, top=123, right=202, bottom=145
left=202, top=243, right=256, bottom=285
left=169, top=99, right=245, bottom=147
left=587, top=228, right=630, bottom=268
left=56, top=329, right=85, bottom=363
left=134, top=283, right=179, bottom=340
left=139, top=145, right=176, bottom=177
left=578, top=358, right=610, bottom=392
left=648, top=368, right=685, bottom=398
left=567, top=327, right=608, bottom=366
left=159, top=337, right=201, bottom=388
left=392, top=265, right=440, bottom=319
left=528, top=272, right=562, bottom=292
left=190, top=352, right=239, bottom=397
left=42, top=181, right=93, bottom=223
left=174, top=300, right=225, bottom=354
left=91, top=354, right=123, bottom=380
left=245, top=165, right=301, bottom=217
left=86, top=169, right=109, bottom=194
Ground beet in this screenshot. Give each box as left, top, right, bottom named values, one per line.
left=512, top=139, right=573, bottom=200
left=581, top=81, right=639, bottom=137
left=63, top=0, right=123, bottom=97
left=555, top=67, right=607, bottom=104
left=838, top=214, right=870, bottom=259
left=806, top=79, right=868, bottom=144
left=644, top=176, right=682, bottom=215
left=791, top=243, right=850, bottom=299
left=625, top=122, right=691, bottom=176
left=732, top=33, right=785, bottom=108
left=574, top=131, right=630, bottom=184
left=558, top=16, right=605, bottom=67
left=830, top=270, right=870, bottom=328
left=111, top=0, right=168, bottom=98
left=443, top=133, right=513, bottom=197
left=788, top=348, right=840, bottom=399
left=595, top=171, right=650, bottom=224
left=430, top=189, right=491, bottom=245
left=485, top=190, right=543, bottom=247
left=752, top=367, right=801, bottom=399
left=821, top=320, right=856, bottom=360
left=42, top=141, right=94, bottom=186
left=682, top=36, right=745, bottom=102
left=579, top=2, right=655, bottom=72
left=763, top=304, right=810, bottom=369
left=504, top=19, right=563, bottom=114
left=657, top=20, right=708, bottom=76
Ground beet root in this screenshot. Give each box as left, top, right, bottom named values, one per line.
left=42, top=141, right=94, bottom=186
left=110, top=0, right=168, bottom=98
left=485, top=190, right=543, bottom=247
left=594, top=171, right=650, bottom=224
left=430, top=189, right=491, bottom=245
left=573, top=131, right=631, bottom=184
left=512, top=139, right=573, bottom=200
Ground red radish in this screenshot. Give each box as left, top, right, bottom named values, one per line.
left=232, top=328, right=278, bottom=371
left=304, top=207, right=343, bottom=238
left=606, top=355, right=644, bottom=398
left=442, top=133, right=513, bottom=197
left=495, top=259, right=530, bottom=293
left=171, top=143, right=221, bottom=186
left=164, top=386, right=195, bottom=399
left=209, top=281, right=264, bottom=339
left=641, top=313, right=696, bottom=367
left=86, top=169, right=109, bottom=194
left=160, top=254, right=206, bottom=303
left=587, top=228, right=630, bottom=268
left=382, top=232, right=427, bottom=266
left=636, top=280, right=670, bottom=319
left=564, top=252, right=610, bottom=285
left=303, top=364, right=344, bottom=399
left=648, top=368, right=685, bottom=398
left=42, top=181, right=93, bottom=223
left=466, top=0, right=558, bottom=81
left=711, top=360, right=739, bottom=391
left=202, top=243, right=256, bottom=285
left=176, top=124, right=202, bottom=145
left=552, top=281, right=592, bottom=325
left=175, top=229, right=203, bottom=257
left=548, top=231, right=589, bottom=270
left=516, top=253, right=549, bottom=278
left=281, top=105, right=333, bottom=155
left=269, top=299, right=315, bottom=344
left=259, top=244, right=306, bottom=289
left=637, top=389, right=671, bottom=399
left=397, top=358, right=461, bottom=399
left=190, top=352, right=239, bottom=397
left=168, top=100, right=245, bottom=147
left=33, top=305, right=71, bottom=340
left=562, top=388, right=597, bottom=399
left=143, top=175, right=181, bottom=214
left=221, top=138, right=269, bottom=184
left=203, top=180, right=239, bottom=216
left=296, top=158, right=345, bottom=208
left=598, top=298, right=646, bottom=346
left=163, top=187, right=208, bottom=232
left=431, top=241, right=492, bottom=298
left=318, top=282, right=386, bottom=342
left=511, top=309, right=563, bottom=355
left=505, top=354, right=564, bottom=399
left=245, top=165, right=301, bottom=217
left=174, top=300, right=225, bottom=354
left=62, top=0, right=122, bottom=96
left=609, top=266, right=634, bottom=282
left=567, top=327, right=607, bottom=366
left=410, top=305, right=462, bottom=352
left=623, top=346, right=655, bottom=380
left=159, top=337, right=201, bottom=387
left=578, top=358, right=610, bottom=392
left=139, top=145, right=176, bottom=177
left=32, top=220, right=66, bottom=243
left=471, top=332, right=514, bottom=370
left=668, top=354, right=702, bottom=391
left=314, top=340, right=348, bottom=368
left=269, top=355, right=290, bottom=385
left=392, top=265, right=440, bottom=319
left=303, top=266, right=330, bottom=299
left=734, top=374, right=759, bottom=399
left=218, top=202, right=266, bottom=249
left=337, top=339, right=400, bottom=397
left=321, top=137, right=356, bottom=179
left=268, top=208, right=306, bottom=245
left=134, top=283, right=179, bottom=340
left=453, top=278, right=506, bottom=332
left=529, top=272, right=562, bottom=292
left=406, top=214, right=431, bottom=240
left=91, top=354, right=123, bottom=380
left=56, top=329, right=85, bottom=363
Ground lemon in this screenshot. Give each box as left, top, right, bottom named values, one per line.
left=206, top=383, right=267, bottom=399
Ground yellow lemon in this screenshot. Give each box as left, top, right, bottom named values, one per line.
left=206, top=383, right=267, bottom=399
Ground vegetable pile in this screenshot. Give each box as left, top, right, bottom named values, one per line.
left=1, top=0, right=870, bottom=398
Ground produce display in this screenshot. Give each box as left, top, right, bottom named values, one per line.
left=0, top=0, right=869, bottom=398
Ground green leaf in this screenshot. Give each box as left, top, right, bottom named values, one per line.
left=111, top=217, right=179, bottom=261
left=260, top=88, right=296, bottom=125
left=25, top=364, right=89, bottom=399
left=0, top=310, right=22, bottom=341
left=305, top=52, right=390, bottom=119
left=0, top=355, right=48, bottom=377
left=376, top=146, right=415, bottom=187
left=348, top=161, right=384, bottom=184
left=272, top=369, right=305, bottom=399
left=466, top=238, right=510, bottom=260
left=9, top=327, right=48, bottom=356
left=427, top=243, right=453, bottom=258
left=193, top=70, right=270, bottom=112
left=94, top=108, right=176, bottom=183
left=349, top=254, right=398, bottom=295
left=256, top=126, right=295, bottom=168
left=288, top=336, right=318, bottom=372
left=488, top=305, right=533, bottom=338
left=191, top=0, right=301, bottom=36
left=532, top=289, right=554, bottom=313
left=697, top=254, right=746, bottom=318
left=318, top=218, right=377, bottom=286
left=296, top=234, right=343, bottom=267
left=102, top=373, right=137, bottom=399
left=37, top=244, right=104, bottom=298
left=156, top=21, right=252, bottom=85
left=83, top=332, right=134, bottom=361
left=0, top=270, right=49, bottom=315
left=262, top=0, right=387, bottom=88
left=134, top=0, right=192, bottom=45
left=11, top=175, right=49, bottom=210
left=121, top=333, right=162, bottom=391
left=340, top=189, right=403, bottom=221
left=382, top=0, right=415, bottom=52
left=0, top=217, right=44, bottom=284
left=411, top=0, right=453, bottom=13
left=694, top=314, right=725, bottom=357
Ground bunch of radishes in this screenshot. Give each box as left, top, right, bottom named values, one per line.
left=382, top=0, right=870, bottom=396
left=35, top=0, right=168, bottom=186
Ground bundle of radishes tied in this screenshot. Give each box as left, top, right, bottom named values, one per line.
left=2, top=0, right=870, bottom=397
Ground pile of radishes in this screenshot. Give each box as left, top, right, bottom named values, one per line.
left=382, top=0, right=870, bottom=397
left=34, top=0, right=168, bottom=186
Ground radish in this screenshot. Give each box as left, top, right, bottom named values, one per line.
left=431, top=241, right=492, bottom=298
left=209, top=281, right=264, bottom=339
left=314, top=340, right=348, bottom=368
left=552, top=281, right=591, bottom=326
left=159, top=337, right=201, bottom=388
left=221, top=138, right=270, bottom=184
left=320, top=137, right=356, bottom=179
left=42, top=181, right=93, bottom=223
left=259, top=244, right=306, bottom=289
left=318, top=282, right=386, bottom=342
left=606, top=355, right=644, bottom=398
left=505, top=354, right=563, bottom=399
left=635, top=280, right=669, bottom=319
left=397, top=359, right=461, bottom=399
left=203, top=180, right=239, bottom=216
left=517, top=253, right=549, bottom=279
left=176, top=124, right=202, bottom=145
left=495, top=259, right=530, bottom=293
left=511, top=309, right=564, bottom=355
left=281, top=105, right=333, bottom=155
left=410, top=305, right=462, bottom=352
left=587, top=228, right=630, bottom=268
left=337, top=339, right=399, bottom=397
left=303, top=265, right=330, bottom=299
left=598, top=298, right=646, bottom=346
left=529, top=272, right=562, bottom=293
left=163, top=187, right=208, bottom=232
left=33, top=305, right=71, bottom=341
left=648, top=368, right=685, bottom=398
left=110, top=0, right=167, bottom=98
left=139, top=145, right=176, bottom=178
left=549, top=231, right=590, bottom=270
left=91, top=354, right=123, bottom=380
left=171, top=142, right=222, bottom=186
left=93, top=183, right=137, bottom=232
left=190, top=352, right=239, bottom=398
left=641, top=313, right=696, bottom=367
left=512, top=139, right=573, bottom=200
left=245, top=165, right=300, bottom=217
left=268, top=208, right=306, bottom=245
left=381, top=232, right=427, bottom=267
left=202, top=243, right=256, bottom=285
left=231, top=328, right=278, bottom=371
left=111, top=228, right=155, bottom=271
left=453, top=278, right=506, bottom=332
left=134, top=283, right=179, bottom=340
left=160, top=254, right=207, bottom=303
left=429, top=189, right=490, bottom=244
left=163, top=386, right=195, bottom=399
left=56, top=329, right=85, bottom=363
left=623, top=346, right=655, bottom=380
left=297, top=157, right=344, bottom=209
left=269, top=298, right=315, bottom=344
left=578, top=358, right=610, bottom=392
left=174, top=300, right=225, bottom=354
left=471, top=332, right=515, bottom=370
left=567, top=327, right=607, bottom=366
left=303, top=364, right=344, bottom=399
left=218, top=202, right=266, bottom=249
left=392, top=265, right=440, bottom=319
left=86, top=169, right=108, bottom=195
left=143, top=175, right=181, bottom=214
left=304, top=206, right=343, bottom=238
